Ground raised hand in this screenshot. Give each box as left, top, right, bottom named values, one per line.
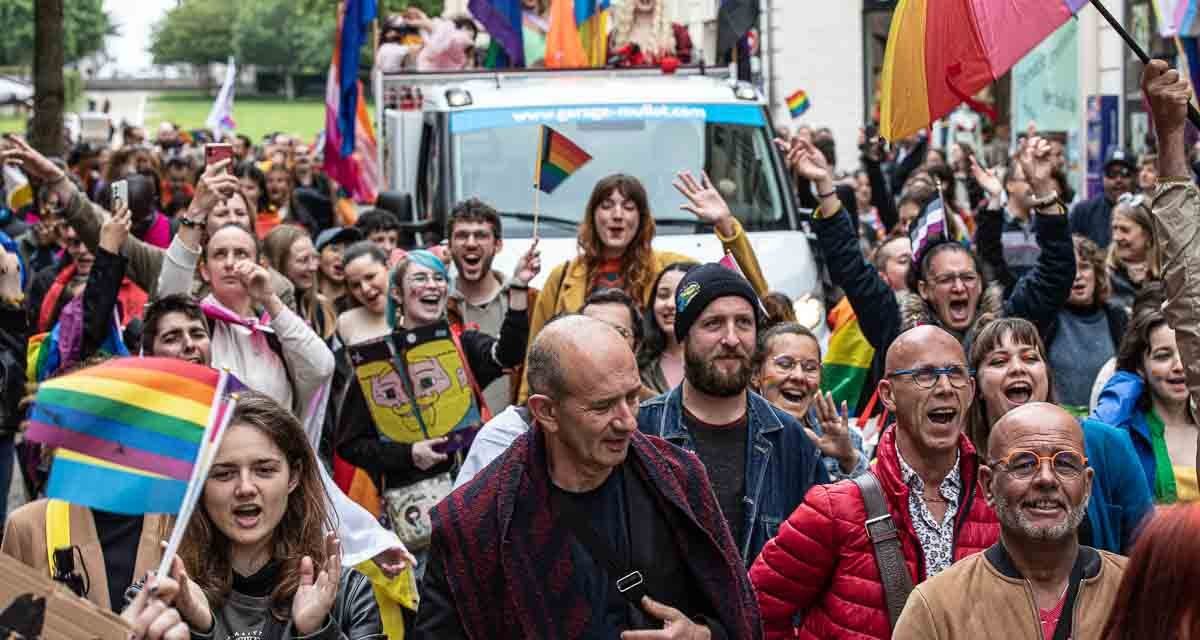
left=1016, top=136, right=1057, bottom=201
left=969, top=155, right=1004, bottom=199
left=292, top=533, right=342, bottom=636
left=805, top=392, right=858, bottom=474
left=620, top=596, right=712, bottom=640
left=673, top=170, right=736, bottom=236
left=233, top=261, right=273, bottom=304
left=0, top=134, right=66, bottom=183
left=99, top=201, right=132, bottom=255
left=189, top=159, right=240, bottom=219
left=412, top=437, right=449, bottom=470
left=372, top=545, right=417, bottom=578
left=1142, top=59, right=1192, bottom=136
left=512, top=237, right=541, bottom=287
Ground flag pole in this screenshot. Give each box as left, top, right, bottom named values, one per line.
left=534, top=126, right=546, bottom=240
left=1089, top=0, right=1200, bottom=129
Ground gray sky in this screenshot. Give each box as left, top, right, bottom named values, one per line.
left=102, top=0, right=173, bottom=75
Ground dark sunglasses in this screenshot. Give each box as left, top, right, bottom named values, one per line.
left=1106, top=167, right=1133, bottom=179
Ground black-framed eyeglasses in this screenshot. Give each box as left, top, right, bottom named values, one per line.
left=989, top=450, right=1088, bottom=480
left=887, top=365, right=973, bottom=389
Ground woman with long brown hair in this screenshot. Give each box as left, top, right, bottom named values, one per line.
left=263, top=225, right=337, bottom=340
left=169, top=392, right=381, bottom=639
left=520, top=171, right=766, bottom=400
left=1101, top=504, right=1200, bottom=639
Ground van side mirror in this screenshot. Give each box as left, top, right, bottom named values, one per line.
left=376, top=191, right=414, bottom=221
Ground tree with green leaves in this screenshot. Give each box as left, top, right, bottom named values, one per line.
left=232, top=0, right=332, bottom=99
left=0, top=0, right=114, bottom=67
left=149, top=0, right=238, bottom=68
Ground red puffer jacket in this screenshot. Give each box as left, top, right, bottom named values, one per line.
left=749, top=427, right=999, bottom=639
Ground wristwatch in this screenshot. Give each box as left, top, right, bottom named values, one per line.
left=1029, top=191, right=1064, bottom=212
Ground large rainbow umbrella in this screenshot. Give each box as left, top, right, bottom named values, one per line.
left=880, top=0, right=1089, bottom=141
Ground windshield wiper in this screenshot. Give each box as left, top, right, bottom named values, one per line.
left=498, top=211, right=579, bottom=228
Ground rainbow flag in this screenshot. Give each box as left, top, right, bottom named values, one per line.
left=787, top=90, right=810, bottom=119
left=322, top=0, right=380, bottom=203
left=536, top=125, right=592, bottom=194
left=820, top=297, right=875, bottom=416
left=25, top=358, right=241, bottom=515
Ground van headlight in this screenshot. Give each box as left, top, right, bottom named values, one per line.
left=793, top=294, right=825, bottom=333
left=445, top=89, right=473, bottom=107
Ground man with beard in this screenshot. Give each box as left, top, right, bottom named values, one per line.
left=893, top=403, right=1127, bottom=639
left=446, top=198, right=539, bottom=413
left=749, top=326, right=999, bottom=640
left=638, top=263, right=841, bottom=565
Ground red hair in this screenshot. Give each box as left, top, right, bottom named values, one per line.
left=1102, top=504, right=1200, bottom=639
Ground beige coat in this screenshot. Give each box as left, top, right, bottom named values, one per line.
left=893, top=544, right=1126, bottom=640
left=1, top=499, right=168, bottom=612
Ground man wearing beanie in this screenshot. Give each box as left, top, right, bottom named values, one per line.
left=639, top=263, right=853, bottom=565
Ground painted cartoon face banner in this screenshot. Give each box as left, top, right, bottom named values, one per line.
left=349, top=321, right=481, bottom=444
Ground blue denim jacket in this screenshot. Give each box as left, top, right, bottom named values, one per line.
left=638, top=387, right=833, bottom=565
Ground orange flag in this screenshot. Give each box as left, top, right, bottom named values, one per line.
left=545, top=0, right=588, bottom=68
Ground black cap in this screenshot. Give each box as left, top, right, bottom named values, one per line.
left=1104, top=148, right=1136, bottom=172
left=673, top=263, right=763, bottom=342
left=315, top=226, right=363, bottom=253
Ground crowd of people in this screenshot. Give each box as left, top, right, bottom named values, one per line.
left=0, top=55, right=1199, bottom=639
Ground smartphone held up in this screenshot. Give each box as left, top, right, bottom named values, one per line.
left=205, top=143, right=234, bottom=173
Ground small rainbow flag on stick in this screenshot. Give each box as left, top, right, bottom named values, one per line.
left=536, top=125, right=592, bottom=195
left=25, top=357, right=241, bottom=515
left=787, top=89, right=811, bottom=119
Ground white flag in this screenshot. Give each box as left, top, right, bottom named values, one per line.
left=205, top=57, right=238, bottom=138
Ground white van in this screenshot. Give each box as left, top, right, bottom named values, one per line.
left=374, top=67, right=828, bottom=332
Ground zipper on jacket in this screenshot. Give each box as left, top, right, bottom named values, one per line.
left=1021, top=581, right=1047, bottom=640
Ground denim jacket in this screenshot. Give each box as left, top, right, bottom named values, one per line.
left=638, top=387, right=832, bottom=566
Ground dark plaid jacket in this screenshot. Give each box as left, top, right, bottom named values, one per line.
left=416, top=425, right=763, bottom=639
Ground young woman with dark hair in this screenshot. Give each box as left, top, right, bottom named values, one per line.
left=637, top=261, right=696, bottom=395
left=1093, top=308, right=1200, bottom=503
left=521, top=172, right=766, bottom=400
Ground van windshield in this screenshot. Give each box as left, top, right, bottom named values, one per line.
left=448, top=103, right=788, bottom=238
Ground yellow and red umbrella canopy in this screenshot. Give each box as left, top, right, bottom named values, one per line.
left=880, top=0, right=1089, bottom=141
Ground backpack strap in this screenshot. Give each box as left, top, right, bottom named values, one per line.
left=447, top=322, right=493, bottom=423
left=851, top=471, right=914, bottom=630
left=45, top=498, right=71, bottom=576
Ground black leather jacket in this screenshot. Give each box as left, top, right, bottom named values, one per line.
left=191, top=569, right=383, bottom=640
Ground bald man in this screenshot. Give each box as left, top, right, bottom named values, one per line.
left=894, top=403, right=1127, bottom=639
left=750, top=326, right=1000, bottom=640
left=414, top=315, right=763, bottom=640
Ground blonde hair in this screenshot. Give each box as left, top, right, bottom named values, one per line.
left=1107, top=200, right=1161, bottom=280
left=611, top=0, right=675, bottom=59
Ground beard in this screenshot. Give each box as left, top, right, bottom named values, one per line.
left=993, top=487, right=1090, bottom=542
left=685, top=341, right=752, bottom=398
left=452, top=254, right=495, bottom=282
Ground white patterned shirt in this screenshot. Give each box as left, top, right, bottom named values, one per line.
left=896, top=446, right=962, bottom=578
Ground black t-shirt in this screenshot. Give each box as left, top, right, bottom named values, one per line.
left=554, top=470, right=634, bottom=637
left=683, top=408, right=748, bottom=546
left=91, top=510, right=144, bottom=613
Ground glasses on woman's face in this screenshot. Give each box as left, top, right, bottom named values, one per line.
left=771, top=355, right=821, bottom=376
left=929, top=271, right=979, bottom=289
left=989, top=450, right=1088, bottom=480
left=887, top=365, right=972, bottom=389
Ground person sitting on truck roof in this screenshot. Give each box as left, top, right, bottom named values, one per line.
left=609, top=0, right=693, bottom=67
left=518, top=171, right=768, bottom=402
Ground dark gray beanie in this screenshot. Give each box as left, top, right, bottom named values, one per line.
left=673, top=262, right=763, bottom=342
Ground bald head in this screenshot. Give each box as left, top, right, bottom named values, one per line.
left=988, top=402, right=1084, bottom=461
left=885, top=325, right=965, bottom=373
left=526, top=314, right=632, bottom=398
